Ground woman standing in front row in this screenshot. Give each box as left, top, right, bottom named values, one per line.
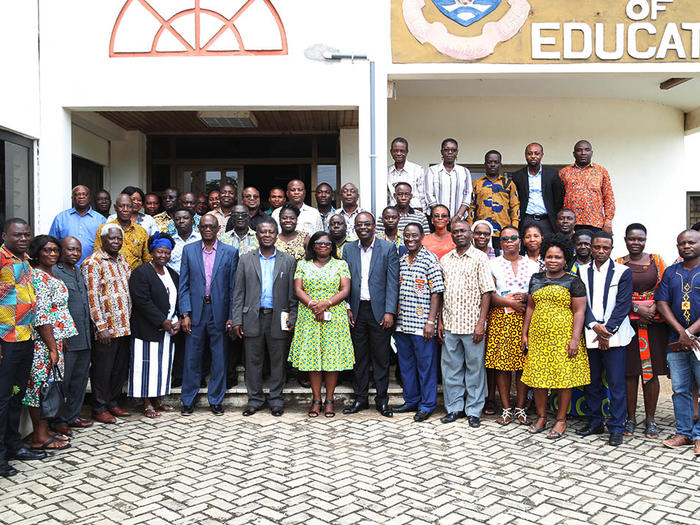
left=128, top=233, right=180, bottom=418
left=521, top=233, right=590, bottom=439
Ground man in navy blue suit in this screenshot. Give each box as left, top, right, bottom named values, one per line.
left=342, top=212, right=399, bottom=417
left=178, top=214, right=238, bottom=416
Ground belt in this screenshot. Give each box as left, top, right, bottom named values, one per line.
left=203, top=296, right=212, bottom=304
left=525, top=213, right=548, bottom=220
left=259, top=308, right=273, bottom=314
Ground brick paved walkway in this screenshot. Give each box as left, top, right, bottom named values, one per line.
left=1, top=397, right=699, bottom=525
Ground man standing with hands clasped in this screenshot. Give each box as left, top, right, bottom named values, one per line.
left=232, top=218, right=297, bottom=417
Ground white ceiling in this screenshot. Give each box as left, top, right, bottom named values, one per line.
left=394, top=74, right=700, bottom=112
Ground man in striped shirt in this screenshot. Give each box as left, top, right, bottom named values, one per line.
left=424, top=138, right=472, bottom=220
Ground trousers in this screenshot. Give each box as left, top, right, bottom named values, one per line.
left=667, top=350, right=700, bottom=440
left=244, top=311, right=287, bottom=409
left=441, top=331, right=486, bottom=417
left=91, top=336, right=130, bottom=414
left=351, top=301, right=392, bottom=406
left=54, top=348, right=91, bottom=425
left=395, top=332, right=438, bottom=412
left=584, top=345, right=627, bottom=434
left=0, top=340, right=33, bottom=463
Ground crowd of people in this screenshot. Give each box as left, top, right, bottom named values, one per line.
left=0, top=137, right=699, bottom=478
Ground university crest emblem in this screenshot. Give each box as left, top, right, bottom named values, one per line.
left=403, top=0, right=530, bottom=60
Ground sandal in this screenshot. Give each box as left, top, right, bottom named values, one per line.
left=546, top=418, right=567, bottom=440
left=528, top=416, right=548, bottom=434
left=644, top=420, right=660, bottom=439
left=49, top=432, right=70, bottom=442
left=154, top=402, right=174, bottom=412
left=622, top=418, right=636, bottom=436
left=483, top=399, right=496, bottom=416
left=496, top=408, right=513, bottom=426
left=514, top=407, right=531, bottom=425
left=31, top=436, right=71, bottom=451
left=308, top=400, right=322, bottom=418
left=144, top=404, right=160, bottom=418
left=324, top=399, right=335, bottom=418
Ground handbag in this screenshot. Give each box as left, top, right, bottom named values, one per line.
left=40, top=364, right=66, bottom=420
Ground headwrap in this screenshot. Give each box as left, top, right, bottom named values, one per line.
left=471, top=219, right=494, bottom=248
left=148, top=231, right=174, bottom=252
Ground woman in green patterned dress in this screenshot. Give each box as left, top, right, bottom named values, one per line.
left=289, top=232, right=354, bottom=418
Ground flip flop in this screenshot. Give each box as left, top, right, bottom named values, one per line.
left=527, top=417, right=548, bottom=434
left=546, top=418, right=567, bottom=440
left=31, top=437, right=71, bottom=451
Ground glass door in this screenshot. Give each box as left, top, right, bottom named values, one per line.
left=0, top=130, right=34, bottom=226
left=178, top=167, right=243, bottom=200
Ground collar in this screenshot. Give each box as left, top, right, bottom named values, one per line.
left=452, top=245, right=479, bottom=259
left=439, top=162, right=459, bottom=174
left=528, top=165, right=543, bottom=177
left=96, top=249, right=121, bottom=262
left=108, top=218, right=134, bottom=231
left=360, top=238, right=376, bottom=252
left=259, top=248, right=277, bottom=260
left=0, top=245, right=26, bottom=262
left=402, top=246, right=427, bottom=263
left=340, top=206, right=360, bottom=216
left=70, top=206, right=96, bottom=216
left=319, top=206, right=336, bottom=216
left=202, top=240, right=218, bottom=252
left=592, top=259, right=612, bottom=274
left=571, top=162, right=596, bottom=171
left=177, top=230, right=198, bottom=242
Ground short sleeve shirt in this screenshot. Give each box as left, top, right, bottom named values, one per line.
left=655, top=262, right=700, bottom=343
left=397, top=247, right=445, bottom=335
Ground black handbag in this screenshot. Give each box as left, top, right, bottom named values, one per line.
left=40, top=364, right=65, bottom=420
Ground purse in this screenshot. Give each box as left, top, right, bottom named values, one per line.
left=40, top=364, right=66, bottom=420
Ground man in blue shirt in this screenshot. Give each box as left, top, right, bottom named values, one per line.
left=656, top=229, right=700, bottom=453
left=49, top=185, right=106, bottom=265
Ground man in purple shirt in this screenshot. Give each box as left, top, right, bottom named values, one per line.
left=178, top=214, right=238, bottom=416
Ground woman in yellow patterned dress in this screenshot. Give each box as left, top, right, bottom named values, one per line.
left=289, top=231, right=354, bottom=418
left=521, top=233, right=590, bottom=439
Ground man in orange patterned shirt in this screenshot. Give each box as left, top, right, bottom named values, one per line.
left=559, top=140, right=615, bottom=234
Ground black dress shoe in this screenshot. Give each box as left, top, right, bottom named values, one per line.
left=377, top=403, right=393, bottom=418
left=440, top=411, right=464, bottom=424
left=467, top=416, right=481, bottom=428
left=242, top=407, right=257, bottom=417
left=8, top=447, right=46, bottom=461
left=413, top=410, right=431, bottom=422
left=271, top=407, right=284, bottom=417
left=342, top=401, right=369, bottom=414
left=609, top=433, right=623, bottom=446
left=210, top=404, right=224, bottom=416
left=393, top=403, right=418, bottom=414
left=181, top=404, right=194, bottom=416
left=171, top=378, right=182, bottom=388
left=575, top=425, right=605, bottom=437
left=0, top=463, right=18, bottom=477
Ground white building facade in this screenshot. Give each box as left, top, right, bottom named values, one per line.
left=1, top=0, right=699, bottom=260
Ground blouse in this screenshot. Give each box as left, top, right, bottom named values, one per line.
left=490, top=256, right=540, bottom=296
left=528, top=272, right=586, bottom=297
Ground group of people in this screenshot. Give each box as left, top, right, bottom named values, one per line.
left=0, top=137, right=698, bottom=478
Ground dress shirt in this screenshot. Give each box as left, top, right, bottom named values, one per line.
left=338, top=206, right=364, bottom=241
left=271, top=203, right=323, bottom=236
left=588, top=259, right=611, bottom=324
left=167, top=230, right=201, bottom=274
left=202, top=241, right=218, bottom=296
left=359, top=239, right=375, bottom=301
left=0, top=245, right=36, bottom=342
left=49, top=207, right=106, bottom=265
left=259, top=249, right=276, bottom=309
left=388, top=161, right=425, bottom=210
left=525, top=165, right=547, bottom=215
left=81, top=250, right=131, bottom=337
left=468, top=175, right=520, bottom=237
left=207, top=209, right=233, bottom=236
left=52, top=263, right=91, bottom=351
left=108, top=211, right=159, bottom=236
left=319, top=206, right=336, bottom=232
left=220, top=228, right=259, bottom=255
left=559, top=163, right=615, bottom=229
left=397, top=247, right=445, bottom=335
left=376, top=207, right=430, bottom=236
left=94, top=219, right=152, bottom=271
left=167, top=213, right=200, bottom=237
left=424, top=163, right=472, bottom=218
left=440, top=245, right=495, bottom=334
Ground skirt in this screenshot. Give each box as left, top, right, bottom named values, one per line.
left=625, top=322, right=669, bottom=378
left=485, top=307, right=525, bottom=371
left=128, top=333, right=175, bottom=398
left=22, top=339, right=66, bottom=408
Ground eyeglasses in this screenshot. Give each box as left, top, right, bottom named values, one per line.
left=442, top=148, right=458, bottom=153
left=42, top=247, right=61, bottom=254
left=314, top=241, right=332, bottom=247
left=432, top=214, right=450, bottom=219
left=501, top=234, right=520, bottom=242
left=473, top=231, right=490, bottom=237
left=231, top=213, right=248, bottom=218
left=199, top=224, right=217, bottom=230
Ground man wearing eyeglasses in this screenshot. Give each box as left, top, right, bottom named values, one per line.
left=424, top=138, right=472, bottom=220
left=226, top=187, right=265, bottom=233
left=220, top=205, right=259, bottom=256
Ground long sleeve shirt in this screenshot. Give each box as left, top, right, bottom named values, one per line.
left=559, top=163, right=615, bottom=229
left=424, top=163, right=472, bottom=218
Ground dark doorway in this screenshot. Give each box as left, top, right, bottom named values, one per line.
left=244, top=164, right=311, bottom=211
left=72, top=155, right=104, bottom=198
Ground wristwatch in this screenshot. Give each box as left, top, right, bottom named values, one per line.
left=632, top=304, right=639, bottom=313
left=426, top=320, right=435, bottom=325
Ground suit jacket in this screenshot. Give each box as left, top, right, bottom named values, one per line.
left=580, top=260, right=635, bottom=347
left=129, top=263, right=180, bottom=342
left=178, top=241, right=238, bottom=328
left=510, top=165, right=565, bottom=230
left=342, top=238, right=399, bottom=324
left=231, top=249, right=298, bottom=339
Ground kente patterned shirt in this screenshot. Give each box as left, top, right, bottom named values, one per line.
left=220, top=228, right=259, bottom=255
left=376, top=231, right=408, bottom=257
left=93, top=219, right=151, bottom=271
left=153, top=211, right=173, bottom=233
left=468, top=175, right=520, bottom=237
left=397, top=247, right=445, bottom=336
left=440, top=245, right=495, bottom=334
left=559, top=163, right=615, bottom=229
left=81, top=249, right=132, bottom=337
left=0, top=245, right=36, bottom=342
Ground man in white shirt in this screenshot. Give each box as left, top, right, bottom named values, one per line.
left=387, top=137, right=425, bottom=211
left=271, top=179, right=322, bottom=235
left=424, top=138, right=472, bottom=220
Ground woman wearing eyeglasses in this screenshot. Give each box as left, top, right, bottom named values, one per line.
left=288, top=231, right=354, bottom=418
left=423, top=205, right=455, bottom=260
left=485, top=226, right=540, bottom=425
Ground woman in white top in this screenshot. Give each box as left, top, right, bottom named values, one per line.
left=485, top=226, right=540, bottom=425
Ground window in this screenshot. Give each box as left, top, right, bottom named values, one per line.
left=688, top=192, right=700, bottom=228
left=0, top=130, right=33, bottom=226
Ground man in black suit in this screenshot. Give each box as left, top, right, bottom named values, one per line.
left=342, top=212, right=399, bottom=417
left=231, top=218, right=297, bottom=417
left=511, top=143, right=564, bottom=238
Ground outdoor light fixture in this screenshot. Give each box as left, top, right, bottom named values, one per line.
left=197, top=111, right=258, bottom=128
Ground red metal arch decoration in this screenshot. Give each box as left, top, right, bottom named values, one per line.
left=109, top=0, right=288, bottom=57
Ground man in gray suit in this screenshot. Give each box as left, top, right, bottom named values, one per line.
left=232, top=218, right=297, bottom=417
left=342, top=212, right=399, bottom=417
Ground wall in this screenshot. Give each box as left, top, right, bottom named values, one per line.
left=388, top=96, right=687, bottom=261
left=72, top=125, right=110, bottom=166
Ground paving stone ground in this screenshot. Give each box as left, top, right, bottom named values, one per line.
left=1, top=396, right=699, bottom=525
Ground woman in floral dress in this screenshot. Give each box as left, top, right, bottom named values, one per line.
left=22, top=235, right=77, bottom=451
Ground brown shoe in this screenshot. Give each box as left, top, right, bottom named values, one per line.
left=108, top=406, right=131, bottom=418
left=695, top=440, right=700, bottom=456
left=93, top=411, right=117, bottom=424
left=69, top=418, right=94, bottom=429
left=53, top=424, right=73, bottom=437
left=662, top=434, right=693, bottom=448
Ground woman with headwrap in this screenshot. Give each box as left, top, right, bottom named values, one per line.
left=472, top=219, right=497, bottom=259
left=128, top=232, right=181, bottom=417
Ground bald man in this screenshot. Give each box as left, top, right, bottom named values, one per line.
left=271, top=180, right=322, bottom=235
left=49, top=185, right=106, bottom=264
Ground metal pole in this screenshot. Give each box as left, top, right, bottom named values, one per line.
left=370, top=60, right=376, bottom=217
